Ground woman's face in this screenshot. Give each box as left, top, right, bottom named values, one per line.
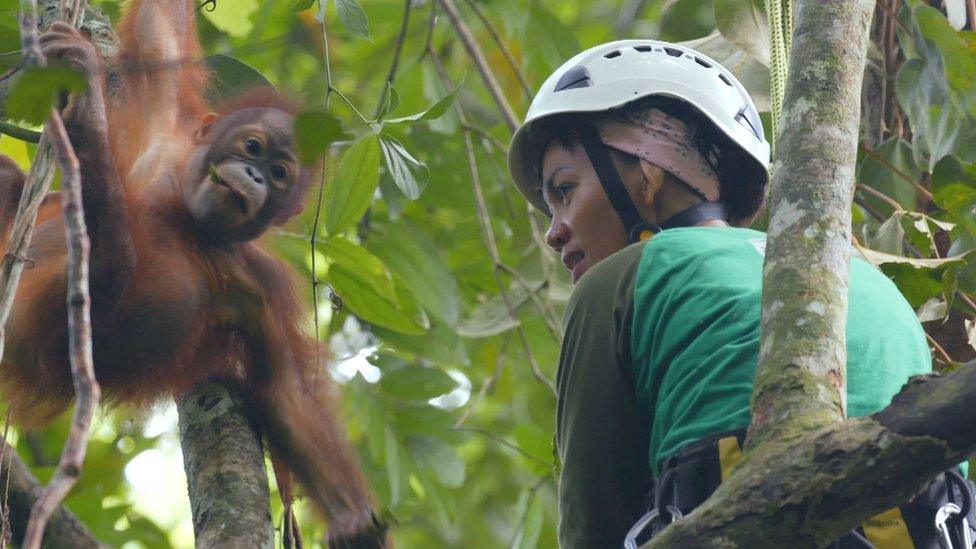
left=540, top=141, right=634, bottom=283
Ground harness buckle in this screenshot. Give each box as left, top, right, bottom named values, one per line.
left=936, top=502, right=969, bottom=549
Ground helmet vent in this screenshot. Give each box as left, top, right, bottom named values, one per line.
left=554, top=65, right=592, bottom=91
left=604, top=50, right=622, bottom=59
left=718, top=73, right=734, bottom=87
left=664, top=47, right=683, bottom=57
left=694, top=57, right=712, bottom=68
left=633, top=45, right=653, bottom=52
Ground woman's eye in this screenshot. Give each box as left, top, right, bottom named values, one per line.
left=245, top=138, right=262, bottom=156
left=554, top=184, right=574, bottom=201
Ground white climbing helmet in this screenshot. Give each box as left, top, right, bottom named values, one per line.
left=508, top=39, right=771, bottom=225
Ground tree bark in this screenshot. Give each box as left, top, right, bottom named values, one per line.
left=748, top=0, right=874, bottom=449
left=177, top=382, right=275, bottom=549
left=1, top=442, right=105, bottom=548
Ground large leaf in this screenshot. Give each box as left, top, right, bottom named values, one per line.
left=385, top=78, right=464, bottom=124
left=366, top=221, right=461, bottom=326
left=681, top=31, right=771, bottom=111
left=323, top=134, right=381, bottom=235
left=328, top=265, right=426, bottom=334
left=406, top=436, right=466, bottom=488
left=713, top=0, right=769, bottom=66
left=853, top=244, right=967, bottom=269
left=202, top=0, right=258, bottom=37
left=456, top=282, right=544, bottom=338
left=380, top=364, right=458, bottom=401
left=205, top=54, right=274, bottom=104
left=896, top=58, right=974, bottom=170
left=858, top=138, right=922, bottom=213
left=319, top=237, right=396, bottom=302
left=379, top=135, right=429, bottom=200
left=335, top=0, right=370, bottom=40
left=295, top=109, right=352, bottom=164
left=7, top=65, right=85, bottom=125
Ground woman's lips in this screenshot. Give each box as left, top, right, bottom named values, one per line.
left=561, top=252, right=586, bottom=282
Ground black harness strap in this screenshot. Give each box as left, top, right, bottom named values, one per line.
left=576, top=123, right=648, bottom=239
left=661, top=201, right=729, bottom=230
left=576, top=123, right=730, bottom=242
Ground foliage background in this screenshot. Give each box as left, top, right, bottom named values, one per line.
left=1, top=0, right=975, bottom=547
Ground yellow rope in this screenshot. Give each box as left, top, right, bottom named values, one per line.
left=765, top=0, right=793, bottom=154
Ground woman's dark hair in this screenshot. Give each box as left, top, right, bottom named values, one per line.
left=539, top=96, right=766, bottom=222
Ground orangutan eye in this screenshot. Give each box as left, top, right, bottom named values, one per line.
left=245, top=138, right=262, bottom=156
left=270, top=164, right=287, bottom=181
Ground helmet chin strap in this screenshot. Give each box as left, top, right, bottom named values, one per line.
left=576, top=123, right=728, bottom=244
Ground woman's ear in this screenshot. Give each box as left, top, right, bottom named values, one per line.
left=638, top=161, right=667, bottom=209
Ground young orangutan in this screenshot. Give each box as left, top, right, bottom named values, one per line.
left=0, top=1, right=385, bottom=545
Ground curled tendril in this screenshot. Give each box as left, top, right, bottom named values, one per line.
left=196, top=0, right=217, bottom=13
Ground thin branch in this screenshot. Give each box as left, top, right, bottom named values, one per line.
left=373, top=0, right=412, bottom=119
left=858, top=143, right=934, bottom=201
left=0, top=122, right=41, bottom=143
left=23, top=107, right=100, bottom=549
left=925, top=332, right=955, bottom=365
left=429, top=49, right=556, bottom=395
left=454, top=428, right=550, bottom=468
left=460, top=0, right=533, bottom=100
left=454, top=333, right=511, bottom=428
left=496, top=262, right=560, bottom=342
left=460, top=122, right=508, bottom=156
left=856, top=183, right=903, bottom=212
left=436, top=0, right=519, bottom=132
left=507, top=475, right=551, bottom=548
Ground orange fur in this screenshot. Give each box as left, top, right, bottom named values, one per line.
left=0, top=1, right=385, bottom=545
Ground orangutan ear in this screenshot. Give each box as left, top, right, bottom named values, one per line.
left=194, top=112, right=219, bottom=142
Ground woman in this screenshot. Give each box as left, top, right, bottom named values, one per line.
left=508, top=40, right=972, bottom=548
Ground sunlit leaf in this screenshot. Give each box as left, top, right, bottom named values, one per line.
left=205, top=54, right=274, bottom=104
left=328, top=265, right=425, bottom=334
left=323, top=133, right=381, bottom=235
left=380, top=365, right=457, bottom=400
left=202, top=0, right=258, bottom=37
left=319, top=236, right=396, bottom=302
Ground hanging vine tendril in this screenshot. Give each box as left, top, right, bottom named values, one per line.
left=195, top=0, right=216, bottom=13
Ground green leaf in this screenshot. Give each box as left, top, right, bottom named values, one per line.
left=335, top=0, right=370, bottom=40
left=292, top=0, right=316, bottom=11
left=853, top=244, right=967, bottom=269
left=912, top=4, right=976, bottom=112
left=379, top=134, right=429, bottom=200
left=323, top=134, right=381, bottom=235
left=328, top=265, right=426, bottom=334
left=366, top=221, right=461, bottom=326
left=857, top=138, right=921, bottom=213
left=319, top=236, right=396, bottom=302
left=407, top=436, right=466, bottom=488
left=295, top=109, right=352, bottom=164
left=205, top=54, right=274, bottom=104
left=456, top=282, right=544, bottom=338
left=931, top=156, right=976, bottom=236
left=373, top=323, right=469, bottom=366
left=380, top=365, right=457, bottom=400
left=202, top=0, right=258, bottom=37
left=7, top=65, right=86, bottom=125
left=383, top=424, right=401, bottom=506
left=866, top=212, right=907, bottom=255
left=386, top=78, right=464, bottom=124
left=713, top=0, right=769, bottom=66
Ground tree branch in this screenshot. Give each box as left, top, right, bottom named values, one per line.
left=177, top=382, right=275, bottom=548
left=1, top=441, right=104, bottom=548
left=747, top=0, right=875, bottom=449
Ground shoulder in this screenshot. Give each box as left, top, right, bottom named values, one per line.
left=567, top=241, right=646, bottom=321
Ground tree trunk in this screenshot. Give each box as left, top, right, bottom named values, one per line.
left=177, top=381, right=275, bottom=549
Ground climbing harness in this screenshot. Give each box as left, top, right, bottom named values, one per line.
left=764, top=0, right=793, bottom=152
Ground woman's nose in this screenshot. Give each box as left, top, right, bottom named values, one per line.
left=546, top=219, right=570, bottom=250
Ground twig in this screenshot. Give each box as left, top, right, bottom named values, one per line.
left=1, top=410, right=12, bottom=548
left=436, top=0, right=519, bottom=131
left=0, top=122, right=41, bottom=143
left=460, top=0, right=532, bottom=100
left=496, top=263, right=560, bottom=341
left=460, top=122, right=508, bottom=156
left=454, top=333, right=510, bottom=428
left=858, top=143, right=934, bottom=201
left=430, top=49, right=556, bottom=395
left=23, top=107, right=100, bottom=549
left=506, top=475, right=551, bottom=548
left=373, top=0, right=412, bottom=118
left=454, top=428, right=550, bottom=468
left=925, top=332, right=955, bottom=365
left=856, top=183, right=903, bottom=212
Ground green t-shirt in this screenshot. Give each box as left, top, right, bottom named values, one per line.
left=555, top=227, right=931, bottom=548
